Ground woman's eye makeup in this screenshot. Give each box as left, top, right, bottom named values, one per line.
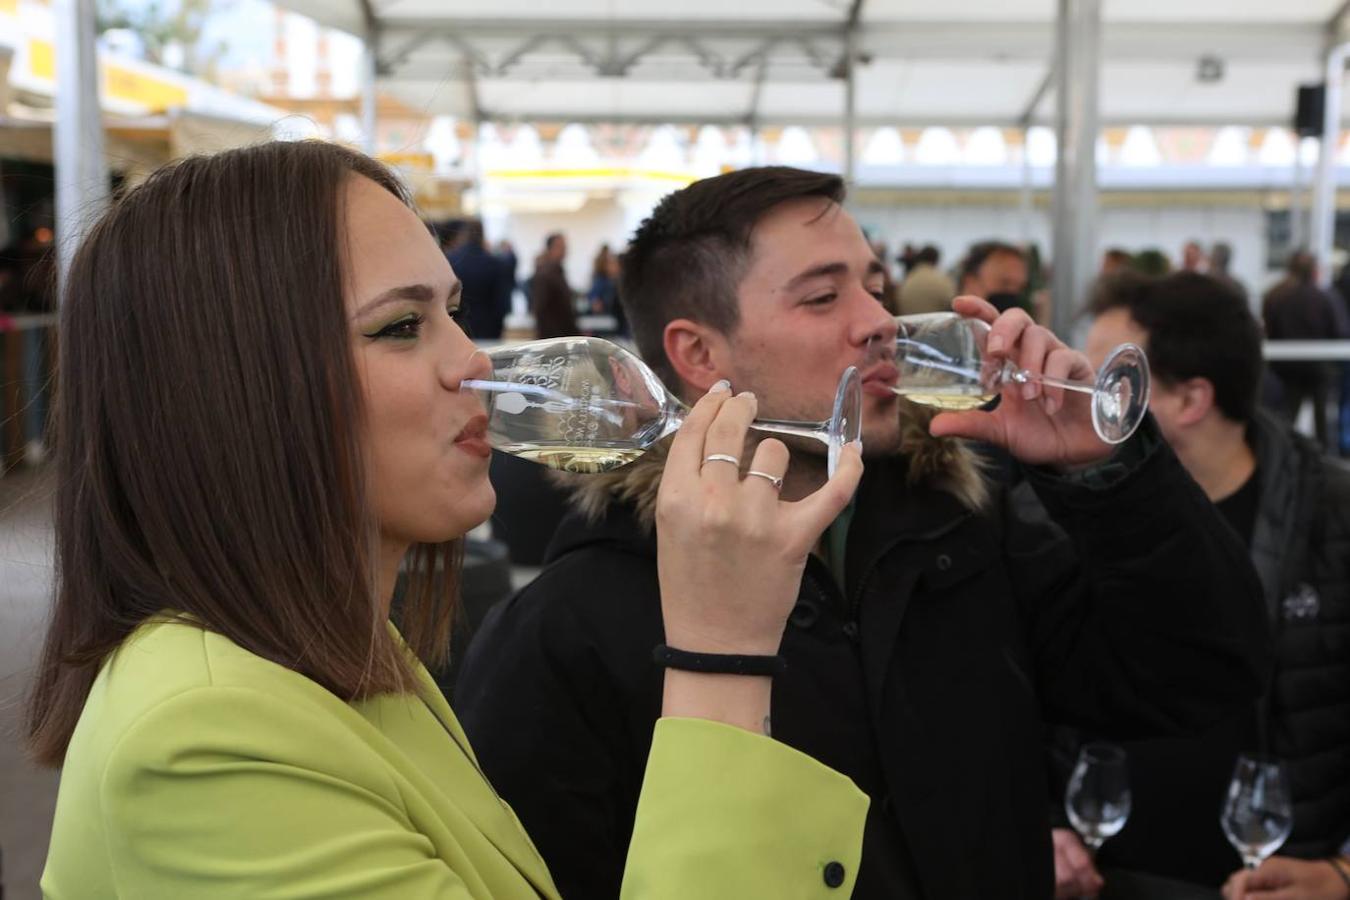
left=365, top=313, right=424, bottom=340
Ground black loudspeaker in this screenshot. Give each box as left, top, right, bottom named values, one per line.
left=1295, top=84, right=1326, bottom=137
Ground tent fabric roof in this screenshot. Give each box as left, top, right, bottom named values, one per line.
left=275, top=0, right=1350, bottom=127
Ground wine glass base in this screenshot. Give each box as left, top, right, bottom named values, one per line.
left=1093, top=343, right=1151, bottom=444
left=828, top=366, right=863, bottom=477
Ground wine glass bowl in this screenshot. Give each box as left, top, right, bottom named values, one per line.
left=462, top=337, right=862, bottom=476
left=1065, top=742, right=1132, bottom=853
left=1220, top=754, right=1293, bottom=870
left=881, top=313, right=1151, bottom=444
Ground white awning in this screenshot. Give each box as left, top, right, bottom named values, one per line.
left=273, top=0, right=1350, bottom=127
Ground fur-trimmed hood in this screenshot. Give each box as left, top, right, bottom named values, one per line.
left=553, top=398, right=989, bottom=528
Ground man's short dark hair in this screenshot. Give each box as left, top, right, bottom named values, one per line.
left=621, top=166, right=845, bottom=387
left=1090, top=271, right=1262, bottom=424
left=545, top=232, right=565, bottom=251
left=959, top=241, right=1024, bottom=284
left=915, top=245, right=940, bottom=266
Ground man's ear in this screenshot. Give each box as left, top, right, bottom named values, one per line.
left=663, top=318, right=730, bottom=394
left=1175, top=377, right=1217, bottom=426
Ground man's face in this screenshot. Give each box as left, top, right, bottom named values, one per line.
left=717, top=198, right=902, bottom=457
left=964, top=251, right=1028, bottom=298
left=549, top=237, right=567, bottom=262
left=1085, top=308, right=1184, bottom=445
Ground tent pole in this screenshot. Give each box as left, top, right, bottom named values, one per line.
left=53, top=0, right=107, bottom=298
left=1312, top=42, right=1350, bottom=288
left=1050, top=0, right=1101, bottom=338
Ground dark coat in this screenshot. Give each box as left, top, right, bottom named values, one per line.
left=1050, top=410, right=1350, bottom=886
left=1252, top=411, right=1350, bottom=857
left=456, top=416, right=1271, bottom=899
left=531, top=260, right=578, bottom=339
left=447, top=242, right=509, bottom=340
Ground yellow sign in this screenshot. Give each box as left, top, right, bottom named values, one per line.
left=28, top=37, right=189, bottom=113
left=378, top=152, right=436, bottom=170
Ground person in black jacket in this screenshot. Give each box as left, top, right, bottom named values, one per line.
left=446, top=219, right=510, bottom=340
left=455, top=167, right=1272, bottom=899
left=1045, top=271, right=1350, bottom=899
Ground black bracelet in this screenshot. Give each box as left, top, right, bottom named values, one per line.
left=1328, top=856, right=1350, bottom=892
left=652, top=644, right=787, bottom=678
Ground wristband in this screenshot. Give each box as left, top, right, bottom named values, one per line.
left=652, top=644, right=787, bottom=678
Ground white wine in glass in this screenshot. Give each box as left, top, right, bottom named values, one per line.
left=881, top=313, right=1151, bottom=443
left=461, top=337, right=863, bottom=476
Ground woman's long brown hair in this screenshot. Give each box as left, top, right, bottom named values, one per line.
left=27, top=140, right=460, bottom=766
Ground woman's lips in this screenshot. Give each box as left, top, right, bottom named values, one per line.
left=454, top=415, right=492, bottom=459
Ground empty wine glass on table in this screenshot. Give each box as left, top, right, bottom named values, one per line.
left=1065, top=742, right=1132, bottom=856
left=873, top=312, right=1151, bottom=444
left=461, top=336, right=863, bottom=476
left=1220, top=754, right=1293, bottom=870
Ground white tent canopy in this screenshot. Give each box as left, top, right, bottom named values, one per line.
left=275, top=0, right=1350, bottom=128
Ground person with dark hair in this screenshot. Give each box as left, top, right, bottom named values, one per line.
left=1046, top=272, right=1350, bottom=898
left=29, top=141, right=875, bottom=897
left=958, top=239, right=1030, bottom=313
left=531, top=231, right=578, bottom=338
left=446, top=218, right=510, bottom=340
left=1132, top=247, right=1173, bottom=277
left=1264, top=250, right=1342, bottom=449
left=1100, top=248, right=1134, bottom=277
left=1210, top=241, right=1248, bottom=303
left=455, top=166, right=1270, bottom=899
left=897, top=243, right=956, bottom=315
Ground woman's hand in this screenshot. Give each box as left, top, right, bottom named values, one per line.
left=1222, top=856, right=1350, bottom=900
left=654, top=381, right=862, bottom=732
left=929, top=295, right=1116, bottom=470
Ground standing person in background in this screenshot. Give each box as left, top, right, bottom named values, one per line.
left=1100, top=248, right=1134, bottom=278
left=446, top=220, right=510, bottom=340
left=1182, top=240, right=1208, bottom=273
left=1263, top=251, right=1341, bottom=450
left=589, top=243, right=618, bottom=314
left=531, top=232, right=578, bottom=339
left=1210, top=242, right=1248, bottom=304
left=958, top=240, right=1030, bottom=314
left=897, top=245, right=955, bottom=315
left=495, top=239, right=519, bottom=318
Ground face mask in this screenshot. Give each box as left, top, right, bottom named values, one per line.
left=985, top=292, right=1025, bottom=313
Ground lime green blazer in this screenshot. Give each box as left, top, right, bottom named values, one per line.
left=42, top=619, right=866, bottom=898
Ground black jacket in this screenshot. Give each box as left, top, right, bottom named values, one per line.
left=456, top=419, right=1271, bottom=899
left=1254, top=411, right=1350, bottom=856
left=1051, top=411, right=1350, bottom=886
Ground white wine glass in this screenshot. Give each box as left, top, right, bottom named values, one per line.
left=876, top=312, right=1150, bottom=444
left=1065, top=742, right=1132, bottom=856
left=1220, top=754, right=1293, bottom=870
left=460, top=336, right=863, bottom=475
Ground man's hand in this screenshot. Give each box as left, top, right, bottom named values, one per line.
left=1053, top=828, right=1105, bottom=899
left=1221, top=856, right=1350, bottom=900
left=928, top=295, right=1115, bottom=469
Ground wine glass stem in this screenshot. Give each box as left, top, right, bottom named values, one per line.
left=999, top=363, right=1098, bottom=397
left=749, top=418, right=830, bottom=449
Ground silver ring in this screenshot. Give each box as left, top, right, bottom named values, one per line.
left=745, top=470, right=784, bottom=491
left=701, top=453, right=741, bottom=469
